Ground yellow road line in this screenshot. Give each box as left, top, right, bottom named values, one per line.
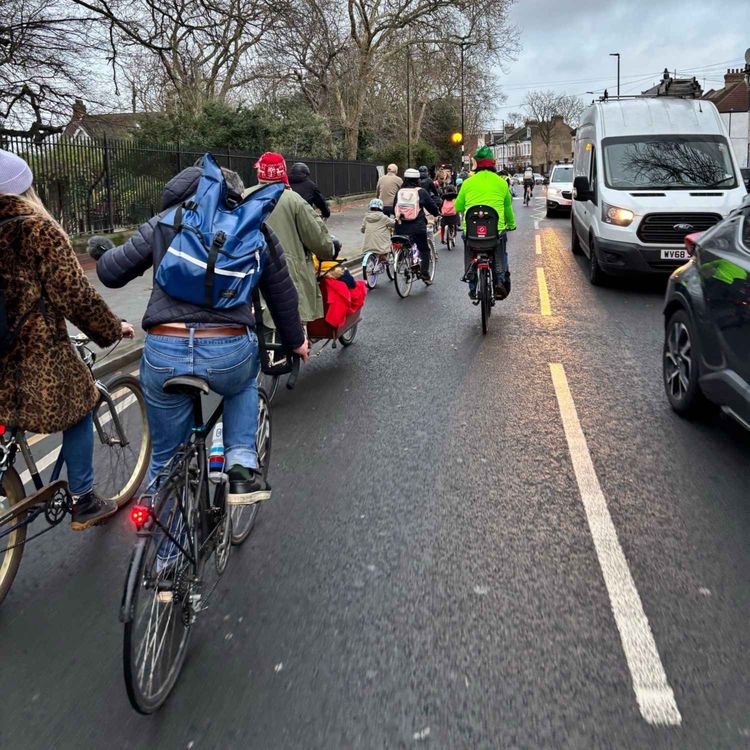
left=535, top=235, right=542, bottom=255
left=536, top=267, right=552, bottom=316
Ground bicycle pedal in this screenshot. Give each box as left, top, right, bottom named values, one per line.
left=156, top=591, right=174, bottom=604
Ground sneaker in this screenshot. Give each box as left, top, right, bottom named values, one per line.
left=70, top=491, right=117, bottom=530
left=423, top=276, right=433, bottom=286
left=494, top=281, right=508, bottom=300
left=504, top=273, right=512, bottom=295
left=227, top=465, right=272, bottom=506
left=468, top=288, right=477, bottom=300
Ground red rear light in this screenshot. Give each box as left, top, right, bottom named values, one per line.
left=0, top=425, right=5, bottom=436
left=684, top=231, right=702, bottom=257
left=130, top=505, right=150, bottom=528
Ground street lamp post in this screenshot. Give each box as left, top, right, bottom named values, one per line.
left=406, top=50, right=411, bottom=167
left=460, top=42, right=465, bottom=166
left=610, top=53, right=621, bottom=98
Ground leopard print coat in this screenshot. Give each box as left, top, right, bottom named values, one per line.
left=0, top=195, right=122, bottom=434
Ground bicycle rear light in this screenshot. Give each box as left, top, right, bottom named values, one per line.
left=0, top=425, right=5, bottom=436
left=130, top=505, right=149, bottom=528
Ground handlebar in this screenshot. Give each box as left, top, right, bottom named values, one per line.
left=261, top=337, right=302, bottom=390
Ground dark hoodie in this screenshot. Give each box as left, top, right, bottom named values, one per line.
left=96, top=166, right=304, bottom=347
left=288, top=163, right=330, bottom=218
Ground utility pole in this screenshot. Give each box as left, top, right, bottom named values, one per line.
left=610, top=53, right=621, bottom=98
left=460, top=42, right=465, bottom=167
left=406, top=50, right=411, bottom=167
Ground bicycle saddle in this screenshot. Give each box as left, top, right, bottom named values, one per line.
left=163, top=376, right=210, bottom=396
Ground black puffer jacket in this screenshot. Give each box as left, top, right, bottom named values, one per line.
left=288, top=163, right=330, bottom=218
left=96, top=166, right=305, bottom=348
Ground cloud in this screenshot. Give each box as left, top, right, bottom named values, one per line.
left=490, top=0, right=748, bottom=124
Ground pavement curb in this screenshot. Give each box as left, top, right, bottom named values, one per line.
left=93, top=340, right=144, bottom=378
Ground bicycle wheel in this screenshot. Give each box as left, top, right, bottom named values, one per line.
left=259, top=372, right=280, bottom=404
left=364, top=255, right=379, bottom=289
left=94, top=375, right=150, bottom=508
left=0, top=468, right=26, bottom=606
left=338, top=324, right=358, bottom=347
left=447, top=227, right=455, bottom=251
left=385, top=253, right=395, bottom=280
left=479, top=268, right=491, bottom=335
left=393, top=249, right=413, bottom=298
left=123, top=471, right=196, bottom=713
left=231, top=387, right=271, bottom=545
left=425, top=242, right=437, bottom=284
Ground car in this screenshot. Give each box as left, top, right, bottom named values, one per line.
left=571, top=97, right=746, bottom=286
left=546, top=163, right=574, bottom=217
left=511, top=173, right=523, bottom=185
left=533, top=172, right=544, bottom=184
left=662, top=195, right=750, bottom=429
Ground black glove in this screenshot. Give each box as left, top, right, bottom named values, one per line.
left=87, top=236, right=114, bottom=260
left=331, top=236, right=342, bottom=259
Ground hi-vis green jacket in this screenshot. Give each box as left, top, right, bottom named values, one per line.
left=454, top=169, right=517, bottom=232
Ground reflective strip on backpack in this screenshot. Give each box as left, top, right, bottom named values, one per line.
left=165, top=247, right=257, bottom=278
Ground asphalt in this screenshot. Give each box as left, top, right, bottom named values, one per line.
left=2, top=193, right=749, bottom=749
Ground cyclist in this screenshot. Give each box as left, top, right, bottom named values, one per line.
left=418, top=165, right=441, bottom=202
left=439, top=185, right=460, bottom=245
left=454, top=146, right=516, bottom=299
left=288, top=162, right=331, bottom=220
left=96, top=162, right=307, bottom=505
left=376, top=164, right=403, bottom=217
left=393, top=168, right=440, bottom=284
left=246, top=152, right=337, bottom=326
left=522, top=166, right=534, bottom=206
left=0, top=149, right=134, bottom=530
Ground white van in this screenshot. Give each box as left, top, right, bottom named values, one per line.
left=571, top=97, right=746, bottom=284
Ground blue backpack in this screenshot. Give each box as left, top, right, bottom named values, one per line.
left=156, top=153, right=284, bottom=309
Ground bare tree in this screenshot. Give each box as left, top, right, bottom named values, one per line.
left=0, top=0, right=96, bottom=139
left=556, top=94, right=585, bottom=129
left=73, top=0, right=280, bottom=116
left=271, top=0, right=517, bottom=159
left=523, top=90, right=582, bottom=169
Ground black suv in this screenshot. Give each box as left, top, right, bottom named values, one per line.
left=662, top=195, right=750, bottom=429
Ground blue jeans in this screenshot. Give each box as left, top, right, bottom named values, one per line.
left=141, top=330, right=260, bottom=484
left=463, top=231, right=509, bottom=292
left=61, top=411, right=94, bottom=496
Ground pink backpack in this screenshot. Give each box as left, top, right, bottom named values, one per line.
left=441, top=198, right=456, bottom=216
left=395, top=188, right=420, bottom=221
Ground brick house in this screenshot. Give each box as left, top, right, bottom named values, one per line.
left=489, top=124, right=532, bottom=172
left=62, top=99, right=150, bottom=142
left=704, top=68, right=750, bottom=168
left=530, top=115, right=574, bottom=174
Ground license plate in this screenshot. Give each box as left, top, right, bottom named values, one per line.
left=660, top=249, right=689, bottom=260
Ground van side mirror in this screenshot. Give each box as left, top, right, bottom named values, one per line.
left=573, top=176, right=592, bottom=201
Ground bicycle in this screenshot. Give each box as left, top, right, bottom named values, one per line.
left=523, top=183, right=533, bottom=206
left=463, top=206, right=505, bottom=335
left=444, top=222, right=458, bottom=251
left=362, top=250, right=395, bottom=289
left=120, top=352, right=297, bottom=713
left=0, top=335, right=150, bottom=606
left=392, top=234, right=436, bottom=298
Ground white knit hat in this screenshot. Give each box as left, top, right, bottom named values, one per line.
left=0, top=149, right=33, bottom=195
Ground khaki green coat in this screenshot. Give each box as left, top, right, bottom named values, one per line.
left=245, top=184, right=334, bottom=323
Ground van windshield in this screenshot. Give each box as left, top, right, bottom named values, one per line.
left=551, top=166, right=574, bottom=183
left=602, top=135, right=737, bottom=190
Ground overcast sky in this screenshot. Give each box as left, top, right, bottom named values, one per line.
left=489, top=0, right=749, bottom=128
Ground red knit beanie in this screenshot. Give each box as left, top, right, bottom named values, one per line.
left=255, top=152, right=289, bottom=186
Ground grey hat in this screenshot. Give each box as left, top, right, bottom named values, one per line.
left=0, top=150, right=33, bottom=195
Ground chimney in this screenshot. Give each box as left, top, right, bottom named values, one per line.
left=724, top=68, right=745, bottom=86
left=72, top=99, right=87, bottom=121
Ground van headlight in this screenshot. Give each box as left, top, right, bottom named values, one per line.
left=602, top=203, right=634, bottom=227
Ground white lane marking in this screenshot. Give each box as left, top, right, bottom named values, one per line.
left=534, top=220, right=540, bottom=230
left=535, top=235, right=542, bottom=255
left=19, top=395, right=138, bottom=488
left=549, top=363, right=681, bottom=726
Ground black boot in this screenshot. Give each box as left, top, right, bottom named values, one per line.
left=70, top=491, right=117, bottom=530
left=227, top=465, right=272, bottom=506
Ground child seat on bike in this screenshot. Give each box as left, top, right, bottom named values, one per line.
left=464, top=205, right=500, bottom=254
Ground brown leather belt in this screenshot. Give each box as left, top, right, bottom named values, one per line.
left=148, top=325, right=247, bottom=338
